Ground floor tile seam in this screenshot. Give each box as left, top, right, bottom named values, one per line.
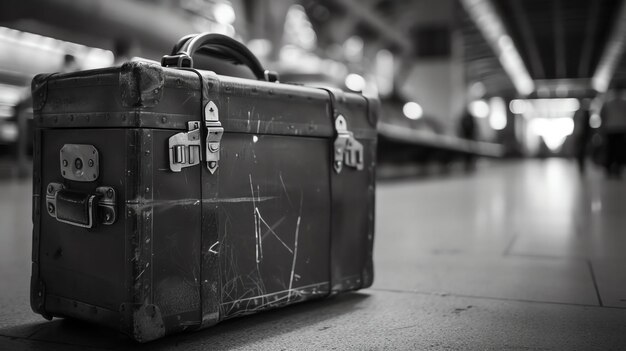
left=368, top=287, right=626, bottom=310
left=505, top=253, right=591, bottom=261
left=378, top=252, right=596, bottom=263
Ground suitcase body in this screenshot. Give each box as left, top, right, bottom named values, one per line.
left=30, top=55, right=377, bottom=341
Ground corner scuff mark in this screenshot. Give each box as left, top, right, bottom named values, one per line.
left=202, top=311, right=219, bottom=324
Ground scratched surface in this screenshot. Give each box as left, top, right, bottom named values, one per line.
left=2, top=159, right=626, bottom=349
left=216, top=134, right=332, bottom=318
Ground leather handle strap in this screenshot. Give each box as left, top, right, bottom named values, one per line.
left=162, top=33, right=278, bottom=82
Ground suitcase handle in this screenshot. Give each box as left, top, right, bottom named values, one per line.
left=162, top=33, right=279, bottom=82
left=45, top=183, right=117, bottom=228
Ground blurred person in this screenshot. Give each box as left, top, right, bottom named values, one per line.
left=573, top=98, right=591, bottom=174
left=599, top=89, right=626, bottom=178
left=458, top=107, right=477, bottom=171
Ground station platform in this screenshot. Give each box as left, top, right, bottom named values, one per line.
left=1, top=159, right=625, bottom=350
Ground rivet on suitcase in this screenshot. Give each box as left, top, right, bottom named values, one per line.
left=30, top=33, right=378, bottom=342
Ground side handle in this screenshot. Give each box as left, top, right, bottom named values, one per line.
left=45, top=183, right=117, bottom=228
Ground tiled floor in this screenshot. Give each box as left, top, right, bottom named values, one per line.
left=1, top=159, right=625, bottom=350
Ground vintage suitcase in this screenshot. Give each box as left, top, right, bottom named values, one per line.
left=30, top=33, right=378, bottom=342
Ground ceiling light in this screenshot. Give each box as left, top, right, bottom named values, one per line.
left=345, top=73, right=365, bottom=92
left=460, top=0, right=534, bottom=96
left=213, top=3, right=236, bottom=25
left=489, top=97, right=507, bottom=130
left=403, top=102, right=423, bottom=120
left=469, top=100, right=489, bottom=118
left=530, top=117, right=574, bottom=151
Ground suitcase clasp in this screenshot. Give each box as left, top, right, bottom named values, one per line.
left=169, top=121, right=202, bottom=172
left=204, top=101, right=223, bottom=174
left=168, top=101, right=223, bottom=174
left=334, top=115, right=364, bottom=173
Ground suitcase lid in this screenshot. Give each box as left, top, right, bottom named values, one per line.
left=33, top=62, right=376, bottom=138
left=32, top=33, right=378, bottom=141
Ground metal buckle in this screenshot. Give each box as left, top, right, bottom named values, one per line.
left=169, top=121, right=202, bottom=172
left=96, top=186, right=117, bottom=225
left=161, top=54, right=192, bottom=68
left=345, top=136, right=364, bottom=170
left=333, top=115, right=364, bottom=173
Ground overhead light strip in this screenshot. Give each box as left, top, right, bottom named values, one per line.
left=0, top=26, right=111, bottom=58
left=591, top=0, right=626, bottom=92
left=460, top=0, right=535, bottom=96
left=0, top=26, right=114, bottom=69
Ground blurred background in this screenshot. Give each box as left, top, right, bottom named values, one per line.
left=0, top=0, right=625, bottom=173
left=0, top=0, right=626, bottom=349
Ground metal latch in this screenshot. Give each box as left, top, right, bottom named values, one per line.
left=46, top=182, right=117, bottom=228
left=205, top=101, right=224, bottom=174
left=333, top=115, right=364, bottom=173
left=168, top=101, right=223, bottom=173
left=169, top=121, right=202, bottom=172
